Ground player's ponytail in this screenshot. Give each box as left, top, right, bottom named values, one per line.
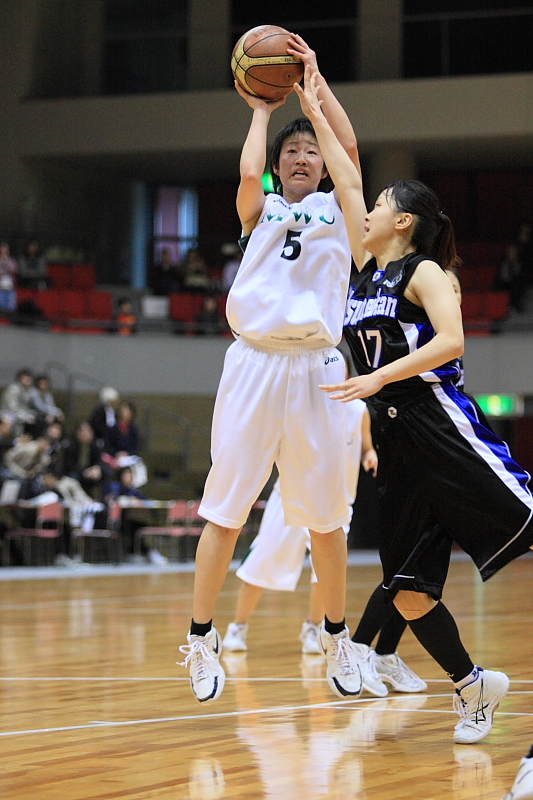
left=383, top=180, right=461, bottom=270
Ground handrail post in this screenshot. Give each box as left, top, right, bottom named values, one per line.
left=182, top=423, right=191, bottom=472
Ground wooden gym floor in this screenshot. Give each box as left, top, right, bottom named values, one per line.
left=0, top=553, right=532, bottom=799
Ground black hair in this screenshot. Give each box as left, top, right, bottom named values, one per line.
left=269, top=117, right=333, bottom=196
left=382, top=180, right=461, bottom=271
left=16, top=368, right=32, bottom=380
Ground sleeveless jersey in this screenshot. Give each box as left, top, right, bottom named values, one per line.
left=343, top=252, right=461, bottom=409
left=226, top=191, right=351, bottom=345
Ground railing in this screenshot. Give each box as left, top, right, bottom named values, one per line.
left=45, top=360, right=210, bottom=472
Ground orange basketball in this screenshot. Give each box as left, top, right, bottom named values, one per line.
left=231, top=25, right=304, bottom=101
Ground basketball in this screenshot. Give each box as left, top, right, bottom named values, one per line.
left=231, top=25, right=304, bottom=101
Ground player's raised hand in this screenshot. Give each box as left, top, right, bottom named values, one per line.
left=234, top=80, right=286, bottom=111
left=294, top=65, right=323, bottom=121
left=287, top=33, right=318, bottom=75
left=319, top=372, right=385, bottom=402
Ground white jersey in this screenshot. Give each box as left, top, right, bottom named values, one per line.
left=227, top=191, right=351, bottom=346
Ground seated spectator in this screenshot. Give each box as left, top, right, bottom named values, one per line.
left=89, top=386, right=120, bottom=449
left=29, top=374, right=64, bottom=428
left=105, top=401, right=139, bottom=457
left=63, top=421, right=106, bottom=498
left=495, top=244, right=527, bottom=312
left=221, top=243, right=243, bottom=292
left=3, top=433, right=52, bottom=493
left=152, top=248, right=181, bottom=296
left=105, top=465, right=168, bottom=565
left=0, top=369, right=36, bottom=436
left=0, top=242, right=18, bottom=313
left=17, top=240, right=49, bottom=290
left=181, top=247, right=212, bottom=293
left=115, top=298, right=137, bottom=336
left=194, top=296, right=225, bottom=336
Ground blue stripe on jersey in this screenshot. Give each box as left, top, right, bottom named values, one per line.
left=434, top=382, right=533, bottom=507
left=399, top=321, right=461, bottom=384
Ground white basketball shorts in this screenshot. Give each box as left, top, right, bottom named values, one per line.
left=236, top=485, right=352, bottom=592
left=199, top=338, right=350, bottom=532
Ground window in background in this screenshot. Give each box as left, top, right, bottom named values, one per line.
left=231, top=1, right=359, bottom=83
left=104, top=0, right=188, bottom=94
left=403, top=3, right=533, bottom=78
left=153, top=187, right=198, bottom=267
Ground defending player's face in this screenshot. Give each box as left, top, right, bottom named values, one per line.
left=362, top=191, right=401, bottom=250
left=274, top=133, right=327, bottom=197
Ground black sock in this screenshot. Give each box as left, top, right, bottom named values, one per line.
left=407, top=602, right=474, bottom=682
left=190, top=619, right=212, bottom=637
left=324, top=616, right=346, bottom=635
left=352, top=584, right=396, bottom=646
left=527, top=744, right=533, bottom=759
left=375, top=612, right=409, bottom=656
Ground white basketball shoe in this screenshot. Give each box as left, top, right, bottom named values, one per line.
left=179, top=627, right=225, bottom=703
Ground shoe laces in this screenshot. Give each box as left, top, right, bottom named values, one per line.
left=335, top=637, right=359, bottom=675
left=384, top=654, right=419, bottom=686
left=453, top=676, right=485, bottom=729
left=178, top=638, right=215, bottom=680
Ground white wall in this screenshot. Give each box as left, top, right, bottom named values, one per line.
left=1, top=328, right=532, bottom=397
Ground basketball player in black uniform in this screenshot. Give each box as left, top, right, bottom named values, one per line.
left=295, top=67, right=533, bottom=750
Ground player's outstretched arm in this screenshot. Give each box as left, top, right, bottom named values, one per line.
left=288, top=34, right=360, bottom=174
left=236, top=82, right=286, bottom=236
left=295, top=67, right=368, bottom=269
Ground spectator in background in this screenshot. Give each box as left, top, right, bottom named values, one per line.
left=0, top=369, right=36, bottom=436
left=152, top=248, right=181, bottom=296
left=515, top=220, right=533, bottom=284
left=4, top=433, right=52, bottom=482
left=181, top=247, right=212, bottom=293
left=221, top=243, right=243, bottom=292
left=105, top=465, right=168, bottom=565
left=0, top=242, right=18, bottom=313
left=115, top=298, right=137, bottom=336
left=17, top=241, right=48, bottom=290
left=194, top=296, right=225, bottom=336
left=495, top=243, right=528, bottom=312
left=63, top=421, right=105, bottom=498
left=29, top=374, right=64, bottom=427
left=105, top=401, right=139, bottom=458
left=90, top=387, right=120, bottom=449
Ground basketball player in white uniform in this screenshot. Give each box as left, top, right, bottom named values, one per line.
left=221, top=394, right=374, bottom=649
left=179, top=35, right=365, bottom=703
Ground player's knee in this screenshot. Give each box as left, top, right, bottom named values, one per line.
left=393, top=590, right=437, bottom=620
left=206, top=521, right=242, bottom=539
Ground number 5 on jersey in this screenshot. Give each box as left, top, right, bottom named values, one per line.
left=281, top=230, right=302, bottom=261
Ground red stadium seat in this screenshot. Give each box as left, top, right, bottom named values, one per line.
left=71, top=264, right=96, bottom=289
left=59, top=289, right=88, bottom=320
left=87, top=291, right=113, bottom=320
left=34, top=290, right=61, bottom=319
left=460, top=292, right=484, bottom=321
left=47, top=264, right=71, bottom=289
left=169, top=293, right=204, bottom=323
left=484, top=291, right=509, bottom=321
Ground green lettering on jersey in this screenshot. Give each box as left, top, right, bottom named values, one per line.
left=292, top=210, right=312, bottom=224
left=319, top=207, right=335, bottom=225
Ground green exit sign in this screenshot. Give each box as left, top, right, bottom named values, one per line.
left=262, top=173, right=274, bottom=193
left=474, top=394, right=524, bottom=417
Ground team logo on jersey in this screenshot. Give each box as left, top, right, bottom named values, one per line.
left=344, top=287, right=398, bottom=325
left=383, top=271, right=403, bottom=288
left=372, top=270, right=385, bottom=282
left=324, top=355, right=339, bottom=365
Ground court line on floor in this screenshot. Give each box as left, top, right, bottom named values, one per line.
left=0, top=676, right=532, bottom=685
left=1, top=693, right=532, bottom=739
